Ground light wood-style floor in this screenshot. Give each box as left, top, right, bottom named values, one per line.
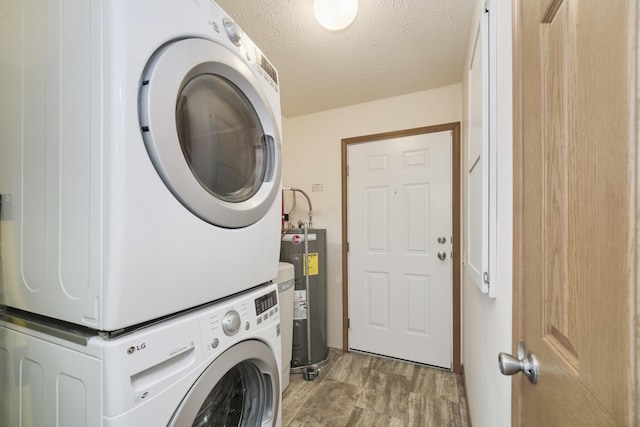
left=282, top=349, right=469, bottom=426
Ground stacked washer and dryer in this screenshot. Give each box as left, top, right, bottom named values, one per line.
left=0, top=1, right=284, bottom=425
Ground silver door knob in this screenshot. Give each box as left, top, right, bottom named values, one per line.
left=437, top=251, right=447, bottom=260
left=498, top=340, right=539, bottom=384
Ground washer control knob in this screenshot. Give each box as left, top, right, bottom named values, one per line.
left=223, top=18, right=241, bottom=46
left=211, top=338, right=219, bottom=349
left=222, top=310, right=241, bottom=336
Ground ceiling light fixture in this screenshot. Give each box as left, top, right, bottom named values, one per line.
left=313, top=0, right=359, bottom=31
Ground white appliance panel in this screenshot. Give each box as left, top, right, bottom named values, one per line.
left=0, top=284, right=282, bottom=426
left=0, top=0, right=282, bottom=330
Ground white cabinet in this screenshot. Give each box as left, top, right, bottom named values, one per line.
left=466, top=0, right=497, bottom=298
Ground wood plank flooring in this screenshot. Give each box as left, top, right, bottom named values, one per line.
left=282, top=349, right=469, bottom=426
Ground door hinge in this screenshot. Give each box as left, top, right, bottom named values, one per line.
left=483, top=271, right=490, bottom=284
left=347, top=242, right=349, bottom=252
left=348, top=318, right=350, bottom=329
left=484, top=0, right=490, bottom=12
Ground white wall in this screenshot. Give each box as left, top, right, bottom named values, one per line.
left=461, top=1, right=513, bottom=426
left=281, top=85, right=462, bottom=348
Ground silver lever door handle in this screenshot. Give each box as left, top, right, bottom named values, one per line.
left=498, top=340, right=539, bottom=384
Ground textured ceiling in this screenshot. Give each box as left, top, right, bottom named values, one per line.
left=217, top=0, right=475, bottom=117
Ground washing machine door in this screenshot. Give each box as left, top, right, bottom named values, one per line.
left=169, top=340, right=280, bottom=426
left=139, top=38, right=282, bottom=229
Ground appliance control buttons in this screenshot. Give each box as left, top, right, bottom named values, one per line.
left=245, top=322, right=250, bottom=331
left=223, top=18, right=241, bottom=46
left=211, top=338, right=219, bottom=349
left=222, top=310, right=241, bottom=336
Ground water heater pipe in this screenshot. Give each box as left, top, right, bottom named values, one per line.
left=303, top=227, right=312, bottom=365
left=282, top=187, right=313, bottom=228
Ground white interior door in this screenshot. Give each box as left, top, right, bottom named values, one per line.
left=347, top=130, right=452, bottom=368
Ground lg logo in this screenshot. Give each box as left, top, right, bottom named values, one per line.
left=127, top=343, right=146, bottom=355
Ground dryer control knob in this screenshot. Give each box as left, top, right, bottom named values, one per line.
left=222, top=310, right=241, bottom=336
left=223, top=18, right=242, bottom=46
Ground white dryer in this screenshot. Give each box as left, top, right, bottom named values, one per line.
left=0, top=0, right=282, bottom=330
left=0, top=283, right=282, bottom=426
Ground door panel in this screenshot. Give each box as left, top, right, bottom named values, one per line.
left=514, top=0, right=636, bottom=424
left=348, top=130, right=452, bottom=368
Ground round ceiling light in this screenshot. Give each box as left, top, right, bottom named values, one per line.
left=313, top=0, right=359, bottom=31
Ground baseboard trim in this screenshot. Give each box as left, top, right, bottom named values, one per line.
left=461, top=364, right=473, bottom=427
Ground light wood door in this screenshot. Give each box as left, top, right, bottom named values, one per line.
left=513, top=0, right=637, bottom=425
left=347, top=130, right=452, bottom=368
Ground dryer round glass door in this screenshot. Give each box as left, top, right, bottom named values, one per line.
left=176, top=74, right=265, bottom=204
left=139, top=38, right=282, bottom=229
left=170, top=340, right=280, bottom=426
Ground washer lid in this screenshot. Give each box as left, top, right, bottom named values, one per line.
left=139, top=38, right=282, bottom=229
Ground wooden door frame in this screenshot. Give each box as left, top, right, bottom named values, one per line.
left=340, top=122, right=461, bottom=373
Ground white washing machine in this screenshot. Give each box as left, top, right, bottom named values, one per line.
left=0, top=283, right=282, bottom=426
left=0, top=0, right=282, bottom=330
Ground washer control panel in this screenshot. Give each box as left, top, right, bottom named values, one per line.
left=198, top=285, right=279, bottom=357
left=254, top=290, right=278, bottom=325
left=222, top=310, right=241, bottom=336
